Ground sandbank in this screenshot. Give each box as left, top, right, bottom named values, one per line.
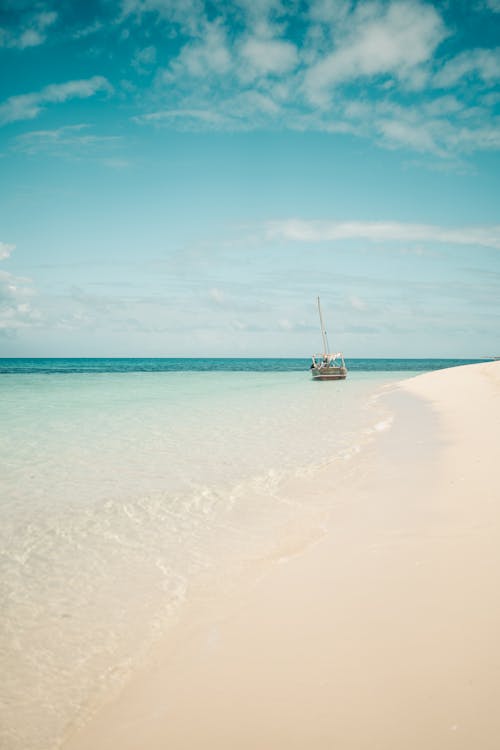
left=63, top=361, right=500, bottom=750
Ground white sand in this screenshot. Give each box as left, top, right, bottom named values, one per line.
left=63, top=361, right=500, bottom=750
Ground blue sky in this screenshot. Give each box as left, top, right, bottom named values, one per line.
left=0, top=0, right=499, bottom=357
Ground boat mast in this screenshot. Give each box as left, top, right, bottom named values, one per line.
left=317, top=296, right=330, bottom=356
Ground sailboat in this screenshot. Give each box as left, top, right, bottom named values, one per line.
left=310, top=296, right=347, bottom=381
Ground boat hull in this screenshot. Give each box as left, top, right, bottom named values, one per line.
left=311, top=367, right=347, bottom=381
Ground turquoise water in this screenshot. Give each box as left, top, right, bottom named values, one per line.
left=0, top=357, right=481, bottom=374
left=0, top=359, right=474, bottom=749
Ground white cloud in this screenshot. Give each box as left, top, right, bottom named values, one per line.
left=120, top=0, right=206, bottom=34
left=233, top=0, right=287, bottom=27
left=133, top=89, right=283, bottom=130
left=264, top=219, right=500, bottom=250
left=0, top=242, right=15, bottom=260
left=239, top=88, right=281, bottom=113
left=434, top=48, right=500, bottom=88
left=239, top=36, right=298, bottom=78
left=15, top=124, right=120, bottom=152
left=0, top=76, right=112, bottom=126
left=298, top=95, right=499, bottom=158
left=308, top=0, right=352, bottom=25
left=134, top=108, right=228, bottom=127
left=135, top=87, right=498, bottom=156
left=304, top=0, right=447, bottom=104
left=72, top=21, right=103, bottom=40
left=423, top=95, right=463, bottom=116
left=0, top=10, right=57, bottom=49
left=447, top=121, right=500, bottom=151
left=162, top=21, right=231, bottom=80
left=208, top=287, right=226, bottom=306
left=132, top=45, right=157, bottom=74
left=372, top=97, right=500, bottom=156
left=123, top=0, right=497, bottom=161
left=0, top=245, right=40, bottom=333
left=349, top=295, right=368, bottom=311
left=377, top=116, right=445, bottom=156
left=12, top=123, right=127, bottom=165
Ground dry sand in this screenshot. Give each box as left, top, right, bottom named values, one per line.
left=63, top=361, right=500, bottom=750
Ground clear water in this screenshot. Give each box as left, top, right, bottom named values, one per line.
left=0, top=359, right=477, bottom=749
left=0, top=357, right=481, bottom=374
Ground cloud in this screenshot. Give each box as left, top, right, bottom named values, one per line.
left=481, top=0, right=500, bottom=11
left=348, top=295, right=368, bottom=311
left=1, top=1, right=496, bottom=165
left=377, top=116, right=445, bottom=155
left=121, top=0, right=499, bottom=161
left=239, top=36, right=298, bottom=78
left=0, top=1, right=482, bottom=162
left=120, top=0, right=206, bottom=34
left=434, top=48, right=500, bottom=88
left=14, top=124, right=123, bottom=157
left=297, top=96, right=500, bottom=158
left=71, top=20, right=104, bottom=40
left=0, top=244, right=40, bottom=334
left=0, top=9, right=57, bottom=49
left=208, top=287, right=226, bottom=306
left=132, top=45, right=157, bottom=74
left=0, top=242, right=15, bottom=260
left=136, top=86, right=499, bottom=156
left=308, top=0, right=352, bottom=25
left=134, top=108, right=228, bottom=127
left=161, top=21, right=231, bottom=81
left=303, top=0, right=447, bottom=104
left=264, top=219, right=500, bottom=250
left=133, top=89, right=285, bottom=130
left=0, top=76, right=112, bottom=126
left=234, top=0, right=285, bottom=19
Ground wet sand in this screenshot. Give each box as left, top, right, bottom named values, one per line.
left=63, top=361, right=500, bottom=750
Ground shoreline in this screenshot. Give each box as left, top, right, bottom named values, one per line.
left=63, top=361, right=500, bottom=749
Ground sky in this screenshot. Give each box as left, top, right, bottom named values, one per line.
left=0, top=0, right=499, bottom=358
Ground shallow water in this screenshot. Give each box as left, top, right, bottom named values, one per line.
left=0, top=361, right=471, bottom=749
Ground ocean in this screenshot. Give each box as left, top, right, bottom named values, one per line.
left=0, top=358, right=480, bottom=749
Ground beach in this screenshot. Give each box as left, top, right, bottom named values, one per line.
left=58, top=360, right=500, bottom=749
